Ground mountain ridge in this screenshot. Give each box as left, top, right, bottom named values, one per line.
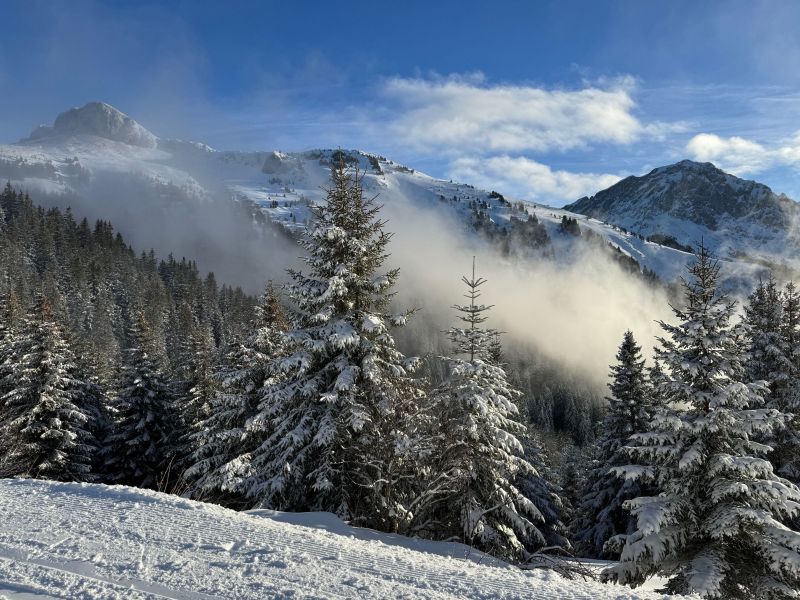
left=564, top=159, right=800, bottom=257
left=0, top=102, right=794, bottom=283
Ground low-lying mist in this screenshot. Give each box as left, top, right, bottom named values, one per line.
left=379, top=194, right=672, bottom=389
left=31, top=172, right=672, bottom=391
left=32, top=173, right=302, bottom=291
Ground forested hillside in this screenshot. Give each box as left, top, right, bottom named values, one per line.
left=1, top=166, right=799, bottom=598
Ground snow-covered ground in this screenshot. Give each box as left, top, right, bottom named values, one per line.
left=0, top=479, right=681, bottom=599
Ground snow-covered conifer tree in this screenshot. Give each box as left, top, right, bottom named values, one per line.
left=574, top=330, right=654, bottom=558
left=185, top=282, right=288, bottom=505
left=515, top=429, right=570, bottom=551
left=743, top=278, right=789, bottom=397
left=604, top=243, right=800, bottom=598
left=773, top=282, right=800, bottom=494
left=420, top=261, right=544, bottom=560
left=0, top=295, right=95, bottom=481
left=237, top=163, right=424, bottom=531
left=105, top=311, right=177, bottom=489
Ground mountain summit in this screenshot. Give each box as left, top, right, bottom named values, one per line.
left=564, top=160, right=800, bottom=255
left=23, top=101, right=158, bottom=148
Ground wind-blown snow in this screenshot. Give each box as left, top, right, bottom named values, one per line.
left=0, top=479, right=678, bottom=599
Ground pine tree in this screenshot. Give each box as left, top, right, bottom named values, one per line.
left=487, top=331, right=505, bottom=366
left=743, top=278, right=789, bottom=397
left=185, top=282, right=287, bottom=505
left=419, top=262, right=544, bottom=561
left=204, top=165, right=424, bottom=534
left=516, top=429, right=570, bottom=551
left=0, top=291, right=22, bottom=405
left=773, top=282, right=800, bottom=492
left=560, top=442, right=591, bottom=523
left=105, top=311, right=177, bottom=489
left=603, top=243, right=800, bottom=598
left=174, top=320, right=218, bottom=475
left=0, top=295, right=95, bottom=481
left=448, top=258, right=497, bottom=362
left=574, top=330, right=654, bottom=558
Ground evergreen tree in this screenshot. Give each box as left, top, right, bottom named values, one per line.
left=419, top=262, right=544, bottom=561
left=0, top=295, right=95, bottom=481
left=604, top=244, right=800, bottom=598
left=0, top=291, right=23, bottom=405
left=174, top=319, right=218, bottom=475
left=560, top=442, right=591, bottom=523
left=774, top=282, right=800, bottom=492
left=185, top=282, right=288, bottom=505
left=105, top=311, right=177, bottom=489
left=487, top=331, right=505, bottom=366
left=207, top=165, right=424, bottom=534
left=516, top=429, right=570, bottom=551
left=574, top=330, right=654, bottom=558
left=743, top=278, right=789, bottom=397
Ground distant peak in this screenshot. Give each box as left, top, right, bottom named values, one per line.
left=676, top=159, right=717, bottom=169
left=657, top=159, right=720, bottom=172
left=24, top=102, right=157, bottom=148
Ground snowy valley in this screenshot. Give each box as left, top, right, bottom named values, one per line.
left=0, top=100, right=798, bottom=600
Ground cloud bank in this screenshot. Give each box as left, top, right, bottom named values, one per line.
left=372, top=73, right=679, bottom=203
left=448, top=155, right=622, bottom=202
left=687, top=131, right=800, bottom=178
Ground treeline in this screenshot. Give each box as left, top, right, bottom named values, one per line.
left=0, top=181, right=256, bottom=479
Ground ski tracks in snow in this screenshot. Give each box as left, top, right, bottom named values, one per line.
left=0, top=479, right=675, bottom=599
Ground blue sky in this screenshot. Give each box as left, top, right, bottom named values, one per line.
left=2, top=0, right=800, bottom=205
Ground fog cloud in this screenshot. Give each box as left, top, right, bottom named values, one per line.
left=379, top=191, right=671, bottom=387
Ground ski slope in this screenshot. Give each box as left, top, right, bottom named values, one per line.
left=0, top=479, right=682, bottom=599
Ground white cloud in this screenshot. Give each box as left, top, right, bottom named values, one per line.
left=449, top=155, right=621, bottom=203
left=380, top=73, right=667, bottom=154
left=686, top=131, right=800, bottom=176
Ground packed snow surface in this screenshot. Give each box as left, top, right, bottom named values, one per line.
left=0, top=479, right=680, bottom=599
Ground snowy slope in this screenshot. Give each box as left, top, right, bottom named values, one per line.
left=0, top=102, right=780, bottom=283
left=0, top=479, right=681, bottom=600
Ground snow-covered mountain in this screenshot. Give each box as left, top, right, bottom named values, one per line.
left=0, top=479, right=680, bottom=599
left=0, top=102, right=788, bottom=284
left=565, top=160, right=800, bottom=262
left=24, top=101, right=158, bottom=148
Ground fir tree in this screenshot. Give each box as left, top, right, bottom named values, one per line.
left=604, top=243, right=800, bottom=599
left=516, top=429, right=571, bottom=551
left=105, top=311, right=177, bottom=489
left=185, top=282, right=288, bottom=505
left=206, top=165, right=424, bottom=534
left=774, top=282, right=800, bottom=493
left=560, top=442, right=591, bottom=523
left=574, top=330, right=654, bottom=558
left=743, top=277, right=789, bottom=397
left=0, top=295, right=95, bottom=481
left=174, top=319, right=218, bottom=475
left=419, top=262, right=544, bottom=561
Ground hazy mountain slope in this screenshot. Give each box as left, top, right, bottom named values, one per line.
left=0, top=479, right=681, bottom=599
left=565, top=160, right=800, bottom=261
left=0, top=102, right=776, bottom=285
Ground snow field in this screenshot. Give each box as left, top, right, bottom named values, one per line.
left=0, top=479, right=679, bottom=599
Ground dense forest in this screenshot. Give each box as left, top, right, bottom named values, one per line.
left=0, top=167, right=799, bottom=597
